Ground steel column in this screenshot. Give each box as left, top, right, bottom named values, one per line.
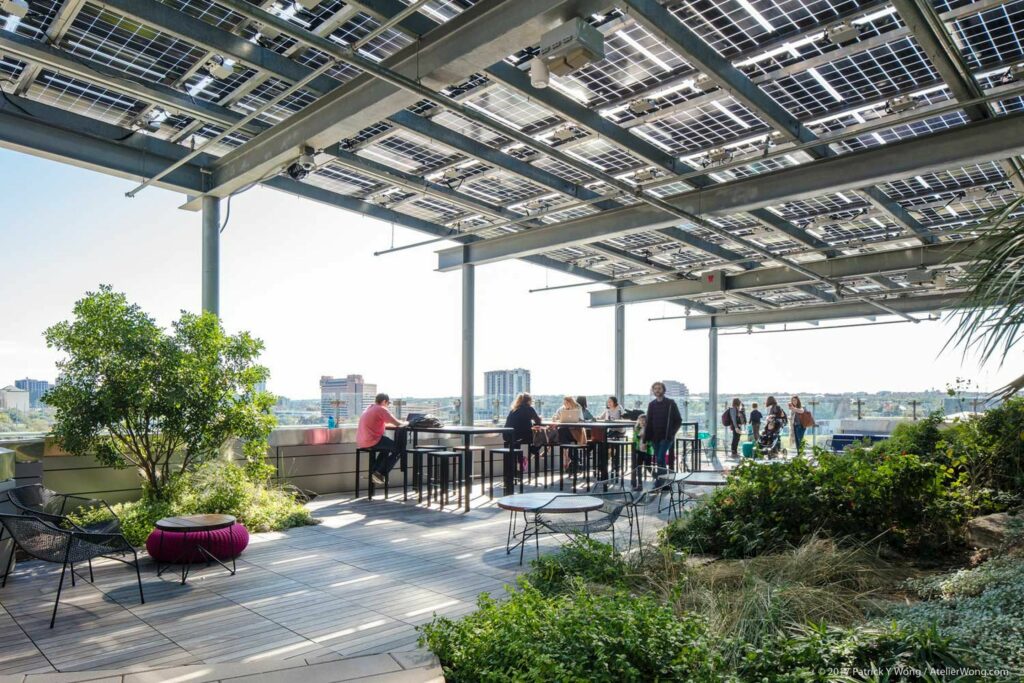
left=461, top=264, right=475, bottom=428
left=707, top=328, right=718, bottom=457
left=201, top=196, right=220, bottom=316
left=614, top=305, right=625, bottom=401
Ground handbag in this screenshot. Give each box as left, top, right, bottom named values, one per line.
left=799, top=411, right=815, bottom=428
left=533, top=425, right=558, bottom=446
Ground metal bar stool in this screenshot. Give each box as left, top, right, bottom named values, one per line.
left=406, top=445, right=444, bottom=502
left=558, top=443, right=593, bottom=493
left=426, top=450, right=463, bottom=509
left=606, top=438, right=633, bottom=485
left=355, top=445, right=394, bottom=500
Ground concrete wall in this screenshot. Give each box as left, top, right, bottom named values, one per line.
left=0, top=427, right=508, bottom=503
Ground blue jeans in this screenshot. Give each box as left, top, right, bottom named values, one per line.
left=793, top=423, right=806, bottom=452
left=371, top=430, right=408, bottom=475
left=652, top=439, right=673, bottom=471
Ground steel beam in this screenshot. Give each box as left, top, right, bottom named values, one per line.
left=614, top=305, right=625, bottom=401
left=619, top=0, right=933, bottom=243
left=685, top=293, right=962, bottom=329
left=590, top=238, right=995, bottom=307
left=198, top=0, right=606, bottom=201
left=202, top=197, right=220, bottom=315
left=461, top=264, right=475, bottom=430
left=436, top=114, right=1024, bottom=269
left=0, top=95, right=207, bottom=194
left=707, top=328, right=718, bottom=452
left=13, top=0, right=87, bottom=96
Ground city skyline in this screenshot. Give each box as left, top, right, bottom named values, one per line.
left=2, top=150, right=1018, bottom=402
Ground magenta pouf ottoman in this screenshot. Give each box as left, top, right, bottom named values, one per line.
left=146, top=522, right=249, bottom=564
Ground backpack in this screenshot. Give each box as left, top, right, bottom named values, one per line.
left=721, top=409, right=731, bottom=427
left=623, top=409, right=643, bottom=420
left=407, top=414, right=442, bottom=429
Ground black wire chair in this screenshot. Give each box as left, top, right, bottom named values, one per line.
left=7, top=484, right=122, bottom=535
left=535, top=484, right=633, bottom=551
left=0, top=513, right=144, bottom=628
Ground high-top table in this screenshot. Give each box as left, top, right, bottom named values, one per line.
left=497, top=492, right=603, bottom=564
left=406, top=425, right=514, bottom=512
left=541, top=420, right=635, bottom=487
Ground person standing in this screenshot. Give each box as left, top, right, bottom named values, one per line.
left=642, top=381, right=682, bottom=470
left=789, top=395, right=808, bottom=453
left=749, top=402, right=763, bottom=442
left=357, top=393, right=405, bottom=487
left=727, top=398, right=743, bottom=457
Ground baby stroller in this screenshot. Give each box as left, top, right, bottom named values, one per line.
left=757, top=412, right=788, bottom=458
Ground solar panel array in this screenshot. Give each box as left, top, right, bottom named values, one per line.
left=2, top=0, right=1023, bottom=317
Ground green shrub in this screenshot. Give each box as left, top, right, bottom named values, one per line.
left=419, top=580, right=721, bottom=682
left=661, top=449, right=965, bottom=558
left=527, top=536, right=629, bottom=595
left=70, top=459, right=315, bottom=546
left=874, top=411, right=945, bottom=460
left=888, top=557, right=1024, bottom=675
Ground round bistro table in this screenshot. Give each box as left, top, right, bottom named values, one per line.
left=154, top=514, right=238, bottom=584
left=497, top=492, right=603, bottom=564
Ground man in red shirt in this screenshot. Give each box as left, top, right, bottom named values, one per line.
left=357, top=393, right=405, bottom=487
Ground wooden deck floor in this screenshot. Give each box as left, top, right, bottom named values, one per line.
left=0, top=487, right=680, bottom=676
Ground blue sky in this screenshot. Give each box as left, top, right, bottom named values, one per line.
left=0, top=148, right=1015, bottom=399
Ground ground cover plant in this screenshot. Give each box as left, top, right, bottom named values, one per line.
left=419, top=538, right=987, bottom=682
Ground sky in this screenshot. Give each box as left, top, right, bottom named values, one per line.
left=1, top=148, right=1017, bottom=399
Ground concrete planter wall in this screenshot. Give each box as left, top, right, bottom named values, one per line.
left=0, top=427, right=508, bottom=503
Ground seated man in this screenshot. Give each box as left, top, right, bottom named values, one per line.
left=357, top=393, right=406, bottom=487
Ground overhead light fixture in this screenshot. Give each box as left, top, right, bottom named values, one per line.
left=633, top=168, right=658, bottom=183
left=535, top=17, right=605, bottom=80
left=135, top=108, right=169, bottom=133
left=693, top=74, right=716, bottom=93
left=551, top=127, right=577, bottom=142
left=1000, top=63, right=1024, bottom=84
left=1, top=0, right=28, bottom=18
left=628, top=98, right=657, bottom=116
left=442, top=168, right=460, bottom=182
left=285, top=146, right=316, bottom=181
left=826, top=21, right=861, bottom=44
left=295, top=0, right=323, bottom=9
left=256, top=22, right=283, bottom=41
left=703, top=147, right=731, bottom=166
left=530, top=58, right=549, bottom=89
left=206, top=56, right=235, bottom=80
left=886, top=95, right=918, bottom=114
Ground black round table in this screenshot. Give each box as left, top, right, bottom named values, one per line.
left=154, top=514, right=238, bottom=584
left=497, top=493, right=603, bottom=564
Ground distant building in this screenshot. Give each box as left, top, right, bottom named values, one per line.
left=320, top=375, right=377, bottom=421
left=254, top=380, right=268, bottom=394
left=662, top=381, right=689, bottom=400
left=0, top=386, right=30, bottom=413
left=14, top=378, right=50, bottom=408
left=485, top=369, right=531, bottom=416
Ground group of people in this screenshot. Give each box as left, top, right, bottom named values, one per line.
left=723, top=395, right=811, bottom=457
left=355, top=386, right=813, bottom=488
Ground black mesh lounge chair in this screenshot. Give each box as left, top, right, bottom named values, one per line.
left=0, top=513, right=144, bottom=628
left=7, top=484, right=121, bottom=534
left=535, top=485, right=633, bottom=550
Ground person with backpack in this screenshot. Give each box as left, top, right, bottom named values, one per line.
left=749, top=402, right=763, bottom=442
left=642, top=381, right=682, bottom=471
left=789, top=395, right=812, bottom=453
left=724, top=398, right=743, bottom=457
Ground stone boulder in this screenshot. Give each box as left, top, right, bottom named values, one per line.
left=967, top=512, right=1014, bottom=549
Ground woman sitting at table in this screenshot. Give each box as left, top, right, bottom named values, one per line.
left=600, top=396, right=625, bottom=438
left=552, top=396, right=587, bottom=469
left=504, top=392, right=542, bottom=471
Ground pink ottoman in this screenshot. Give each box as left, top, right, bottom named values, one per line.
left=146, top=518, right=249, bottom=564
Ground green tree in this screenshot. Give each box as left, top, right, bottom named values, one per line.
left=43, top=285, right=275, bottom=499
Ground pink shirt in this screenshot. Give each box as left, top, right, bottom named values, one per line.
left=357, top=404, right=394, bottom=448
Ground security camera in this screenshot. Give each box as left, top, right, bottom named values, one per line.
left=286, top=147, right=316, bottom=181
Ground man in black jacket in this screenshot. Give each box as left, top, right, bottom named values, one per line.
left=642, top=381, right=682, bottom=471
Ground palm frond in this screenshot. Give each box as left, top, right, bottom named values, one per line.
left=945, top=193, right=1024, bottom=371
